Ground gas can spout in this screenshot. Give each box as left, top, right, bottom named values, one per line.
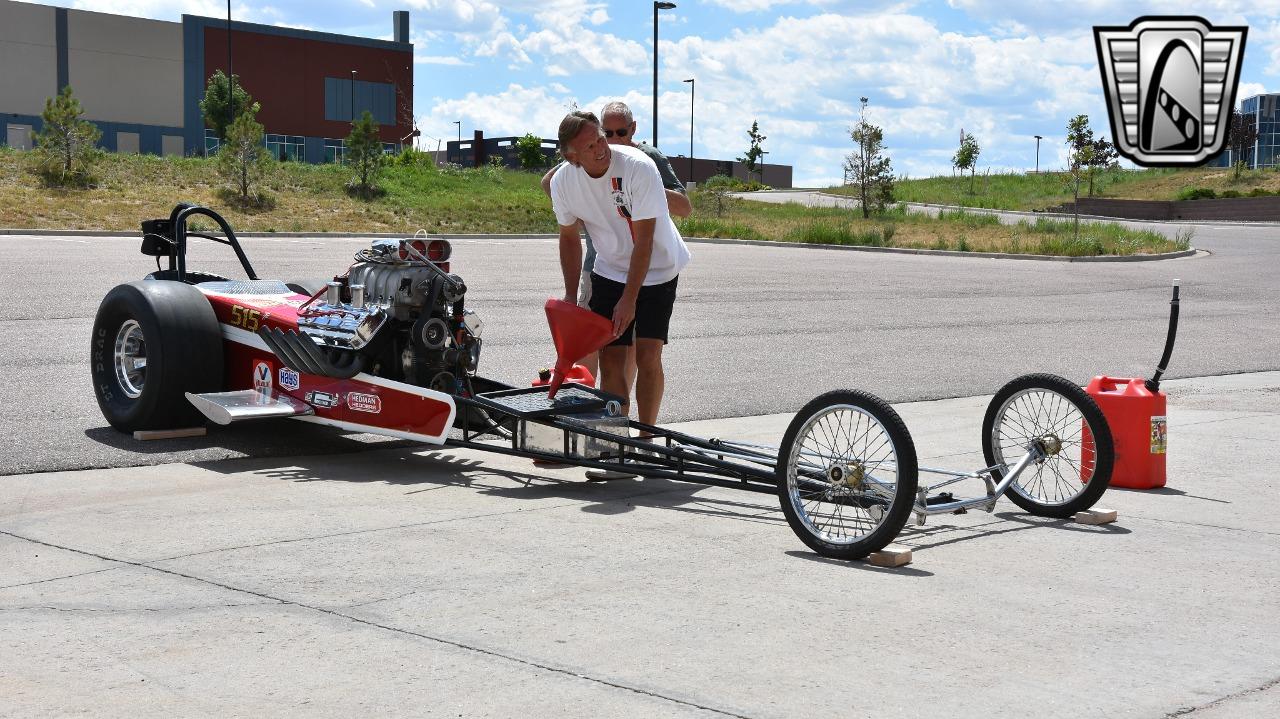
left=1145, top=280, right=1180, bottom=393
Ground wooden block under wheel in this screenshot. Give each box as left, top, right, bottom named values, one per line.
left=1073, top=508, right=1118, bottom=525
left=867, top=544, right=912, bottom=567
left=133, top=427, right=207, bottom=441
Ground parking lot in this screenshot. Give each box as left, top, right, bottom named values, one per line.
left=2, top=216, right=1278, bottom=716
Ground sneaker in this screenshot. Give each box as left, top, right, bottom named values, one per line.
left=585, top=465, right=639, bottom=481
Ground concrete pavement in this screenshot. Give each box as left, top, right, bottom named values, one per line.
left=3, top=371, right=1278, bottom=718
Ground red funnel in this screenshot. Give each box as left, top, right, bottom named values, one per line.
left=544, top=298, right=614, bottom=398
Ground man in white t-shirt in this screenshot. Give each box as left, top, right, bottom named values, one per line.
left=550, top=110, right=691, bottom=430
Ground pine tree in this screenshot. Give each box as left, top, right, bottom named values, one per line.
left=843, top=97, right=895, bottom=218
left=31, top=86, right=102, bottom=187
left=346, top=110, right=386, bottom=197
left=200, top=70, right=254, bottom=144
left=216, top=102, right=273, bottom=207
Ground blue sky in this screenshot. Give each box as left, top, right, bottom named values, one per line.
left=50, top=1, right=1280, bottom=185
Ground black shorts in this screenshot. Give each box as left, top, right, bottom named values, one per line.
left=588, top=274, right=679, bottom=346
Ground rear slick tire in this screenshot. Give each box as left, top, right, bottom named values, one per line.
left=776, top=390, right=918, bottom=561
left=981, top=373, right=1114, bottom=518
left=90, top=280, right=223, bottom=432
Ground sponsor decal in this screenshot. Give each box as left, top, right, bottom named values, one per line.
left=1094, top=16, right=1247, bottom=166
left=252, top=360, right=272, bottom=394
left=1151, top=416, right=1168, bottom=454
left=278, top=367, right=300, bottom=392
left=346, top=391, right=382, bottom=414
left=305, top=390, right=342, bottom=409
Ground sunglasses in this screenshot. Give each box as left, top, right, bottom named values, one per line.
left=603, top=127, right=630, bottom=138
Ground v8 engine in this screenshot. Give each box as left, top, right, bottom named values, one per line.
left=262, top=237, right=484, bottom=394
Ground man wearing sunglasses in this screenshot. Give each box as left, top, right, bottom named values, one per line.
left=548, top=109, right=691, bottom=467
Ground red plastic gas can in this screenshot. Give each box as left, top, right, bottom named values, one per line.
left=1084, top=376, right=1167, bottom=489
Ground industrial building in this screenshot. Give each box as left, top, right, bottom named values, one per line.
left=0, top=0, right=413, bottom=162
left=1204, top=93, right=1278, bottom=169
left=446, top=131, right=794, bottom=188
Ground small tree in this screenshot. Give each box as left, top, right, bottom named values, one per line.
left=737, top=120, right=768, bottom=185
left=346, top=110, right=386, bottom=197
left=1066, top=119, right=1096, bottom=242
left=953, top=132, right=981, bottom=194
left=843, top=97, right=895, bottom=218
left=199, top=70, right=254, bottom=144
left=216, top=103, right=273, bottom=208
left=515, top=132, right=546, bottom=170
left=1227, top=110, right=1258, bottom=181
left=31, top=86, right=102, bottom=187
left=1066, top=114, right=1114, bottom=197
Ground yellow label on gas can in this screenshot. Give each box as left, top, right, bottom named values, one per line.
left=1150, top=416, right=1167, bottom=454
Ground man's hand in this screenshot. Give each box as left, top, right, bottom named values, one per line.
left=611, top=295, right=637, bottom=338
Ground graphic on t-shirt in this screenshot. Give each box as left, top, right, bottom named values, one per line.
left=611, top=177, right=631, bottom=219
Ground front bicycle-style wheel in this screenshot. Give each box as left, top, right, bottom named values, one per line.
left=776, top=390, right=918, bottom=560
left=982, top=373, right=1114, bottom=518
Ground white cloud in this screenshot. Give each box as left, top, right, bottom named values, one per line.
left=401, top=0, right=505, bottom=34
left=422, top=83, right=578, bottom=141
left=589, top=8, right=609, bottom=25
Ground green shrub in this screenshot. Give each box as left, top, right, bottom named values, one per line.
left=1248, top=188, right=1272, bottom=197
left=1220, top=189, right=1241, bottom=198
left=1176, top=187, right=1217, bottom=201
left=395, top=147, right=436, bottom=168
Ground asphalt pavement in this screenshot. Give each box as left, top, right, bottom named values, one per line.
left=1, top=207, right=1278, bottom=474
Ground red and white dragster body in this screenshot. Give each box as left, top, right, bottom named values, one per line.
left=197, top=286, right=456, bottom=444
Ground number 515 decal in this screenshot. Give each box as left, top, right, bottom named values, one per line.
left=230, top=305, right=262, bottom=331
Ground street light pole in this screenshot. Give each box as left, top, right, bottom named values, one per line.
left=682, top=78, right=694, bottom=184
left=350, top=70, right=357, bottom=123
left=226, top=0, right=233, bottom=146
left=1034, top=134, right=1043, bottom=174
left=652, top=2, right=676, bottom=148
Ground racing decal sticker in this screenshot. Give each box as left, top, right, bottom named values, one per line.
left=252, top=360, right=272, bottom=393
left=347, top=392, right=382, bottom=414
left=1150, top=416, right=1168, bottom=454
left=305, top=391, right=342, bottom=409
left=278, top=367, right=300, bottom=392
left=611, top=177, right=632, bottom=219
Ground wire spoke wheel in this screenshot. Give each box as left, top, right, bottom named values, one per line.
left=777, top=390, right=917, bottom=560
left=982, top=374, right=1114, bottom=518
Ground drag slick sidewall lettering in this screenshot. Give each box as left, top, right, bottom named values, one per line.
left=91, top=280, right=224, bottom=432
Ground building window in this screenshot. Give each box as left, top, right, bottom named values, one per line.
left=324, top=77, right=396, bottom=125
left=204, top=128, right=220, bottom=156
left=324, top=138, right=346, bottom=164
left=382, top=142, right=398, bottom=155
left=266, top=134, right=305, bottom=161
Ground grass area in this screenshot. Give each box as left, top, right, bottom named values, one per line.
left=828, top=166, right=1280, bottom=211
left=0, top=147, right=1186, bottom=256
left=678, top=197, right=1188, bottom=256
left=0, top=147, right=555, bottom=233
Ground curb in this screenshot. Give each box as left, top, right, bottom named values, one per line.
left=684, top=236, right=1200, bottom=262
left=809, top=191, right=1280, bottom=227
left=0, top=228, right=1199, bottom=261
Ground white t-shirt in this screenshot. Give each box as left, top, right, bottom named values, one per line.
left=551, top=143, right=691, bottom=285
